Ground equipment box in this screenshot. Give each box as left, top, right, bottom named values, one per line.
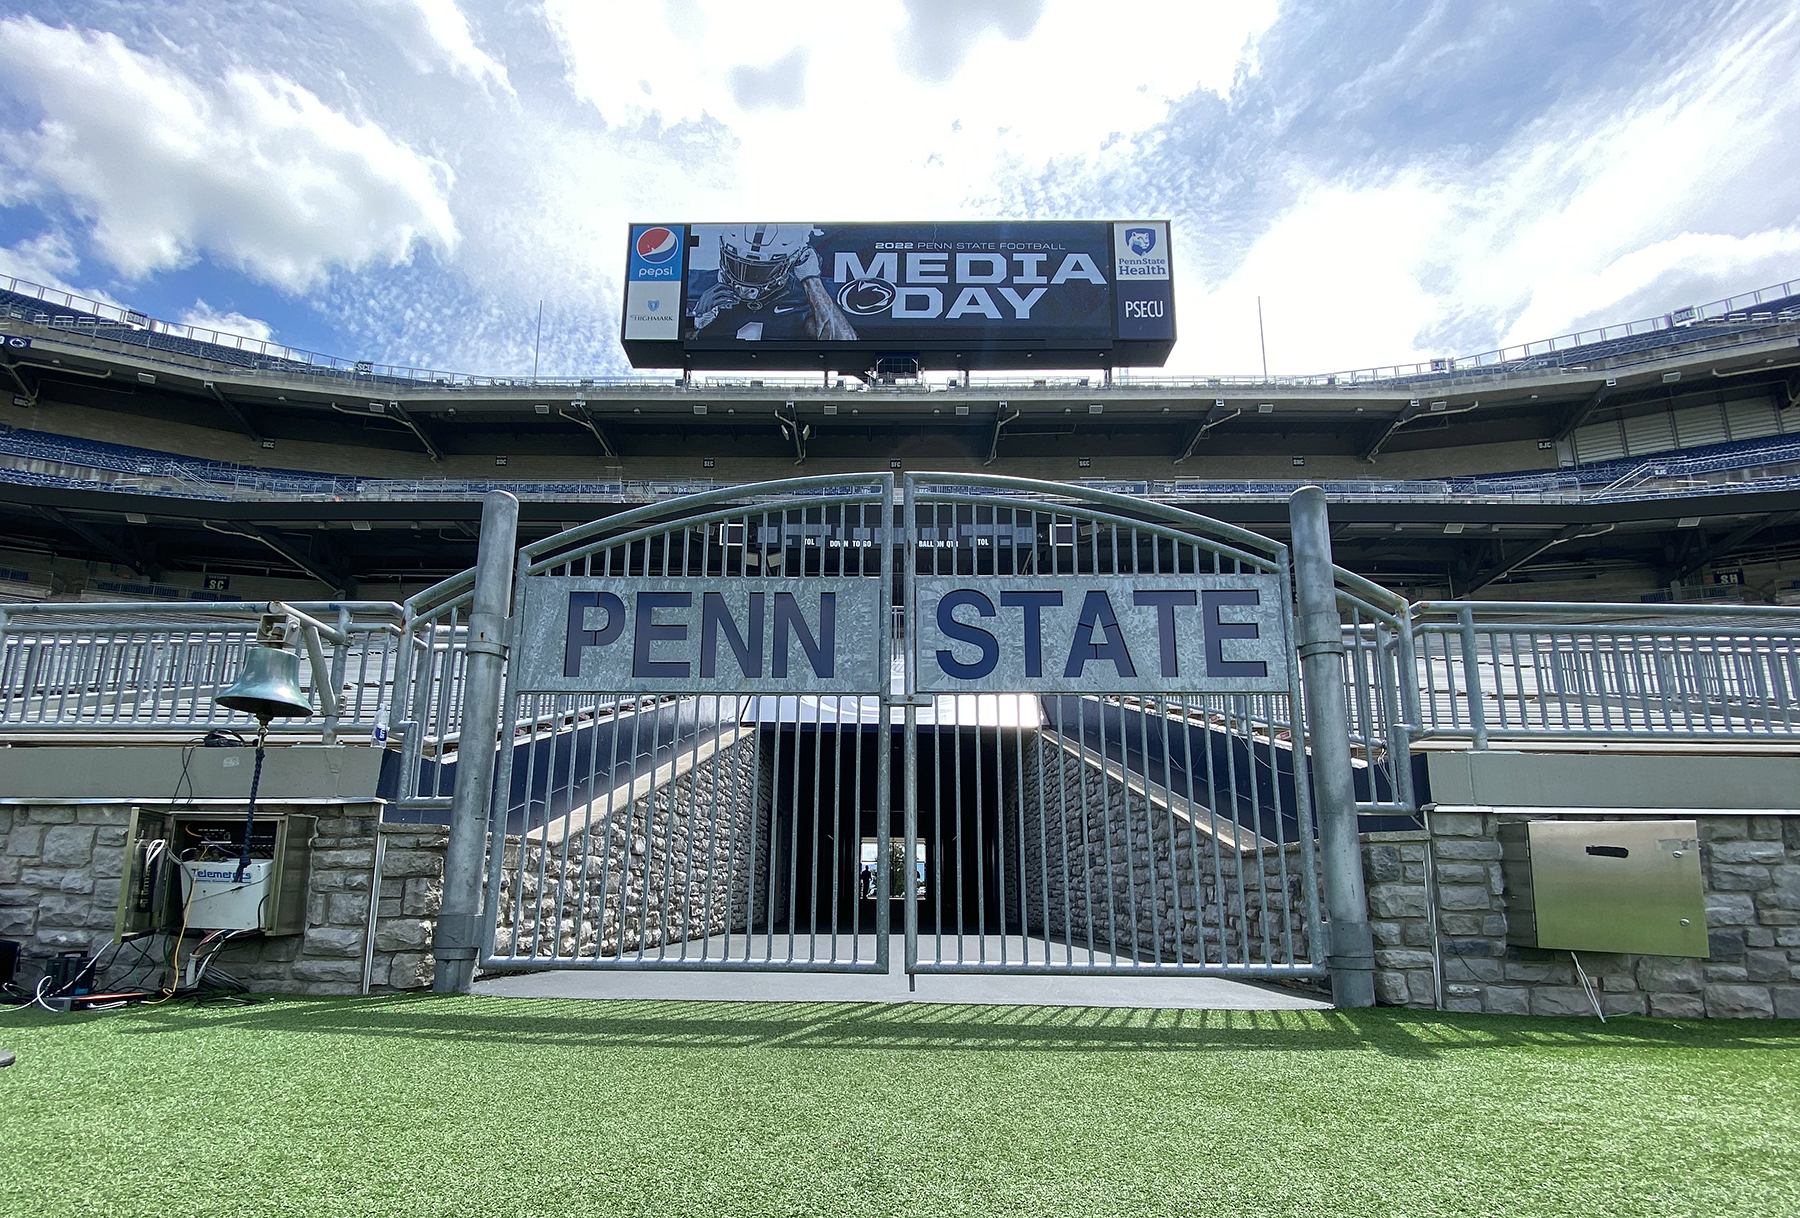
left=116, top=808, right=314, bottom=937
left=1498, top=819, right=1708, bottom=957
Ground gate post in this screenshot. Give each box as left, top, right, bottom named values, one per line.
left=431, top=491, right=519, bottom=994
left=1288, top=487, right=1376, bottom=1008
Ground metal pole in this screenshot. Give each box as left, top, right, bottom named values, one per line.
left=1257, top=296, right=1269, bottom=380
left=1288, top=486, right=1376, bottom=1008
left=1457, top=604, right=1490, bottom=750
left=432, top=490, right=519, bottom=993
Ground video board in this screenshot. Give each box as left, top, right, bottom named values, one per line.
left=621, top=220, right=1174, bottom=371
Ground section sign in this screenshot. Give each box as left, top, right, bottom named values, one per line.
left=913, top=574, right=1287, bottom=695
left=514, top=576, right=885, bottom=695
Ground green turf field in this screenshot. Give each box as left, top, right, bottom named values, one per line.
left=1, top=997, right=1796, bottom=1217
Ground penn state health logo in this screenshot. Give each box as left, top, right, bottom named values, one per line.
left=636, top=227, right=679, bottom=264
left=1125, top=227, right=1157, bottom=256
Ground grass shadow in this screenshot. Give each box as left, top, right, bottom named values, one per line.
left=83, top=992, right=1800, bottom=1060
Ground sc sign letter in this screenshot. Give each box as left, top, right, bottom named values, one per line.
left=914, top=575, right=1287, bottom=694
left=513, top=577, right=883, bottom=694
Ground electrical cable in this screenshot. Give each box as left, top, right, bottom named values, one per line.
left=143, top=881, right=196, bottom=1005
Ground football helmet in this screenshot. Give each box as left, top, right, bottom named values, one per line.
left=716, top=224, right=818, bottom=311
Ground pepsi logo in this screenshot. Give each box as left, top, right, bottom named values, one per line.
left=636, top=227, right=679, bottom=264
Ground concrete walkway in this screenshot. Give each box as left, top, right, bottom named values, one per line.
left=473, top=934, right=1330, bottom=1010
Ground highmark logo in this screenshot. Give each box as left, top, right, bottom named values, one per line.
left=636, top=227, right=679, bottom=264
left=1125, top=227, right=1157, bottom=256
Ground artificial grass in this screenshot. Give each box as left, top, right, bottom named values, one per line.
left=1, top=997, right=1796, bottom=1217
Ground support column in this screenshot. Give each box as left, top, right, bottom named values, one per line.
left=432, top=491, right=519, bottom=994
left=1288, top=486, right=1376, bottom=1008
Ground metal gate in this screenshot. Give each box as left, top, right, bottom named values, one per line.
left=899, top=474, right=1321, bottom=978
left=481, top=474, right=892, bottom=972
left=400, top=474, right=1401, bottom=984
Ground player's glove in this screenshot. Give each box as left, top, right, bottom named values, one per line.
left=791, top=246, right=822, bottom=283
left=690, top=282, right=734, bottom=331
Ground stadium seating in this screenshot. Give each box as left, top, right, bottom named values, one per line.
left=2, top=420, right=1795, bottom=505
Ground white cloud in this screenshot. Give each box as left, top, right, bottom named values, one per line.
left=0, top=229, right=129, bottom=312
left=543, top=0, right=1278, bottom=218
left=365, top=0, right=513, bottom=94
left=0, top=17, right=458, bottom=291
left=176, top=299, right=276, bottom=342
left=1164, top=7, right=1800, bottom=374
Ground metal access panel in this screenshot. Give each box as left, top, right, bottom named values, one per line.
left=1498, top=819, right=1707, bottom=956
left=115, top=808, right=314, bottom=937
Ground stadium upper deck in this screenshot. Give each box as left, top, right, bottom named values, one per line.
left=1, top=273, right=1797, bottom=606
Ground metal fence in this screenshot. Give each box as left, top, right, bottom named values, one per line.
left=0, top=600, right=403, bottom=739
left=1408, top=601, right=1800, bottom=745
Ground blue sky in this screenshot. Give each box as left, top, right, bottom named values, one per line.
left=0, top=0, right=1795, bottom=378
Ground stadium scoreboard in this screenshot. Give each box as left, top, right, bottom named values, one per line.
left=622, top=221, right=1175, bottom=371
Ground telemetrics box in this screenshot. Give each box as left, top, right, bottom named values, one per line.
left=179, top=860, right=274, bottom=932
left=1498, top=819, right=1709, bottom=957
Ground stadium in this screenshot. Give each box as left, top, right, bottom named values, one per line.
left=1, top=263, right=1798, bottom=606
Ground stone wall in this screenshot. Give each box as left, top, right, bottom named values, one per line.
left=1364, top=812, right=1800, bottom=1019
left=489, top=731, right=766, bottom=961
left=1012, top=733, right=1305, bottom=966
left=0, top=800, right=444, bottom=996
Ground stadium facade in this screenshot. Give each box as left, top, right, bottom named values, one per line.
left=3, top=266, right=1799, bottom=1020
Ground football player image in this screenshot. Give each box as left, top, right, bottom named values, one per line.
left=686, top=224, right=858, bottom=342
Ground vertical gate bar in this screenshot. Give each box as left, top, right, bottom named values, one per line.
left=547, top=694, right=578, bottom=958
left=986, top=701, right=1004, bottom=964
left=763, top=610, right=784, bottom=962
left=1157, top=694, right=1184, bottom=967
left=620, top=693, right=649, bottom=961
left=902, top=701, right=917, bottom=975
left=880, top=474, right=895, bottom=972
left=828, top=695, right=845, bottom=963
left=677, top=691, right=707, bottom=960
left=1219, top=696, right=1251, bottom=967
left=432, top=489, right=518, bottom=993
left=1013, top=695, right=1031, bottom=965
left=591, top=694, right=626, bottom=961
left=1250, top=692, right=1276, bottom=966
left=1069, top=696, right=1097, bottom=966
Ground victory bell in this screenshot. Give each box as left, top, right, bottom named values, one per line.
left=217, top=611, right=313, bottom=725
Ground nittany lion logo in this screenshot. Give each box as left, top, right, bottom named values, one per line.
left=837, top=278, right=897, bottom=317
left=1125, top=227, right=1157, bottom=256
left=647, top=300, right=660, bottom=311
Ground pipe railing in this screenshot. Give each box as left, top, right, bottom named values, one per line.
left=1407, top=601, right=1800, bottom=746
left=0, top=600, right=403, bottom=739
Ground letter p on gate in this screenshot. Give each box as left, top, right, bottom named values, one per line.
left=564, top=591, right=625, bottom=677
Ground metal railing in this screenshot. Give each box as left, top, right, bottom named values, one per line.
left=5, top=268, right=1796, bottom=391
left=0, top=600, right=404, bottom=739
left=1408, top=601, right=1800, bottom=746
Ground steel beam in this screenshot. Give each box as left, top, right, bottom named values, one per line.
left=433, top=491, right=519, bottom=993
left=1171, top=403, right=1240, bottom=464
left=983, top=404, right=1020, bottom=466
left=205, top=381, right=267, bottom=446
left=1676, top=510, right=1799, bottom=580
left=36, top=505, right=159, bottom=580
left=1553, top=382, right=1614, bottom=442
left=1288, top=486, right=1375, bottom=1008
